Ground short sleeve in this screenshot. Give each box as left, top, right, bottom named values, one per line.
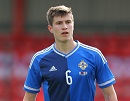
left=95, top=50, right=116, bottom=88
left=23, top=55, right=43, bottom=94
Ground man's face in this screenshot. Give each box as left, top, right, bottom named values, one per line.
left=48, top=14, right=74, bottom=43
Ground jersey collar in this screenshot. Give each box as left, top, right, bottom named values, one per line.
left=53, top=40, right=80, bottom=58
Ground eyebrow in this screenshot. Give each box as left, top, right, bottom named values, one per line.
left=56, top=19, right=72, bottom=23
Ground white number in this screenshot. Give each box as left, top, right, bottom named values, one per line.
left=65, top=70, right=72, bottom=85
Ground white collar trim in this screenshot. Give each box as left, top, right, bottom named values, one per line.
left=53, top=41, right=79, bottom=58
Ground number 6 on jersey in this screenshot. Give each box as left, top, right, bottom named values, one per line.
left=65, top=70, right=72, bottom=85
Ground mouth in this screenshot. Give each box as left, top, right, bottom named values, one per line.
left=62, top=32, right=69, bottom=35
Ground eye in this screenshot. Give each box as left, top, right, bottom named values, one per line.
left=66, top=20, right=71, bottom=24
left=56, top=21, right=62, bottom=25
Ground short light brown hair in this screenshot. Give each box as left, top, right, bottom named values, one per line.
left=46, top=5, right=73, bottom=26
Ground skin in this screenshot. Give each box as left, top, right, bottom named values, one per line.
left=48, top=14, right=77, bottom=54
left=23, top=92, right=36, bottom=101
left=102, top=85, right=118, bottom=101
left=23, top=14, right=118, bottom=101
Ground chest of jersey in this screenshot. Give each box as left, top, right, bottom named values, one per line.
left=40, top=51, right=96, bottom=86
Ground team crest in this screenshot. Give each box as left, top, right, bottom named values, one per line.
left=78, top=60, right=88, bottom=70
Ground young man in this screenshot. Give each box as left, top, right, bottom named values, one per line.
left=23, top=5, right=118, bottom=101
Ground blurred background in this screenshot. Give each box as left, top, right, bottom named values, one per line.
left=0, top=0, right=130, bottom=101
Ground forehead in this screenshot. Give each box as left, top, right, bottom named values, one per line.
left=53, top=14, right=73, bottom=23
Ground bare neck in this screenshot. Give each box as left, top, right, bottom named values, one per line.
left=55, top=40, right=77, bottom=54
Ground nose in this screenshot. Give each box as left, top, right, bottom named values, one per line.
left=62, top=23, right=67, bottom=30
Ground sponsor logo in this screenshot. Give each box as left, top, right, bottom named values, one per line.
left=79, top=71, right=87, bottom=76
left=49, top=66, right=57, bottom=72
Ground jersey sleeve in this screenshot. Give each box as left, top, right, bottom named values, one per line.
left=95, top=50, right=116, bottom=88
left=23, top=54, right=43, bottom=94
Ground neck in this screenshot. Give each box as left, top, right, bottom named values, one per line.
left=55, top=40, right=77, bottom=54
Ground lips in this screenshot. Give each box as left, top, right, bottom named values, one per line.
left=62, top=32, right=68, bottom=35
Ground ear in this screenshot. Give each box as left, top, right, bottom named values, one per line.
left=48, top=25, right=53, bottom=33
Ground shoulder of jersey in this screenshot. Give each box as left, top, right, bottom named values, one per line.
left=79, top=42, right=100, bottom=52
left=34, top=45, right=53, bottom=57
left=79, top=42, right=107, bottom=63
left=29, top=45, right=53, bottom=68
